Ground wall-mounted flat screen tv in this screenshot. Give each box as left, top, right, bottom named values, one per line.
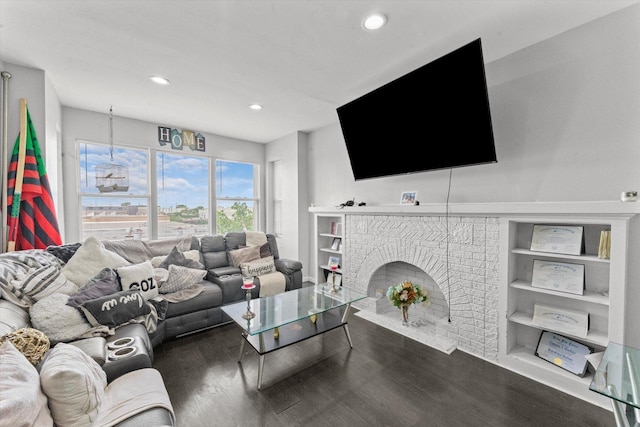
left=337, top=38, right=497, bottom=181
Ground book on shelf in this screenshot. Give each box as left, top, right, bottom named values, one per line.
left=598, top=230, right=611, bottom=259
left=330, top=221, right=337, bottom=235
left=335, top=222, right=343, bottom=236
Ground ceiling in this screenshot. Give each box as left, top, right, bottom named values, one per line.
left=1, top=0, right=638, bottom=143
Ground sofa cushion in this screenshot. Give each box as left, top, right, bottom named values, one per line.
left=229, top=245, right=260, bottom=267
left=2, top=263, right=78, bottom=308
left=62, top=236, right=130, bottom=287
left=40, top=342, right=107, bottom=427
left=117, top=261, right=158, bottom=300
left=159, top=265, right=207, bottom=294
left=80, top=290, right=151, bottom=328
left=200, top=234, right=228, bottom=269
left=241, top=256, right=276, bottom=277
left=67, top=268, right=121, bottom=309
left=0, top=341, right=54, bottom=426
left=164, top=282, right=223, bottom=318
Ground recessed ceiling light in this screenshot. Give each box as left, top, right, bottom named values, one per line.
left=149, top=75, right=170, bottom=85
left=362, top=13, right=387, bottom=30
left=249, top=103, right=263, bottom=111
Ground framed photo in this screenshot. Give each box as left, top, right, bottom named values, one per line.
left=327, top=256, right=340, bottom=268
left=331, top=237, right=341, bottom=251
left=535, top=331, right=592, bottom=377
left=400, top=191, right=417, bottom=205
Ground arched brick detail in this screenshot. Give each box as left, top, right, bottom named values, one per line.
left=344, top=214, right=499, bottom=360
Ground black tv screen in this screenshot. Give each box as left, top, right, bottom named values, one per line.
left=337, top=38, right=497, bottom=180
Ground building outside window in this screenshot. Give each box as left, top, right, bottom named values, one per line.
left=215, top=159, right=259, bottom=234
left=79, top=141, right=210, bottom=241
left=78, top=142, right=257, bottom=240
left=156, top=152, right=211, bottom=239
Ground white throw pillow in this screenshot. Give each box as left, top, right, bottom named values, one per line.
left=30, top=293, right=97, bottom=344
left=0, top=341, right=54, bottom=427
left=3, top=264, right=78, bottom=308
left=117, top=260, right=158, bottom=300
left=62, top=236, right=130, bottom=287
left=40, top=342, right=107, bottom=427
left=241, top=256, right=276, bottom=277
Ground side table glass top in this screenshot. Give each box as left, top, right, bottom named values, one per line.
left=222, top=284, right=367, bottom=336
left=589, top=342, right=640, bottom=409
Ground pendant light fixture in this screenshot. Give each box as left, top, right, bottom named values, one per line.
left=95, top=106, right=130, bottom=193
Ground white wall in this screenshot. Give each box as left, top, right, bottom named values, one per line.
left=265, top=131, right=310, bottom=277
left=306, top=6, right=640, bottom=346
left=0, top=63, right=63, bottom=238
left=61, top=107, right=265, bottom=243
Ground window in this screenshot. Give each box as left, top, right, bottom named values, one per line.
left=215, top=160, right=259, bottom=234
left=79, top=141, right=211, bottom=241
left=79, top=142, right=150, bottom=240
left=157, top=152, right=210, bottom=238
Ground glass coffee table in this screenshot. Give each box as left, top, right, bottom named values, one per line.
left=221, top=283, right=367, bottom=389
left=589, top=342, right=640, bottom=427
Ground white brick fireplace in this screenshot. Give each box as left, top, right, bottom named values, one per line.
left=343, top=214, right=500, bottom=360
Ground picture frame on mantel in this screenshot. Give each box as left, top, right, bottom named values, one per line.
left=400, top=191, right=417, bottom=205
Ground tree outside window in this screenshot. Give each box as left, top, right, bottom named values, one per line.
left=215, top=160, right=258, bottom=234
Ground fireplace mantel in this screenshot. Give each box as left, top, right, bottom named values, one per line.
left=310, top=200, right=639, bottom=217
left=310, top=201, right=637, bottom=408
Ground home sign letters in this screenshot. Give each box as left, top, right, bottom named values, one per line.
left=158, top=126, right=206, bottom=151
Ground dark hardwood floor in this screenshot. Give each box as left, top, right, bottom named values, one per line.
left=153, top=308, right=615, bottom=427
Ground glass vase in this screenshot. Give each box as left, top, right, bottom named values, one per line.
left=401, top=303, right=410, bottom=326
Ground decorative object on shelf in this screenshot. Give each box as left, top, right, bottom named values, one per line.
left=329, top=263, right=339, bottom=293
left=530, top=224, right=585, bottom=256
left=387, top=281, right=430, bottom=326
left=400, top=191, right=417, bottom=205
left=330, top=221, right=338, bottom=235
left=535, top=331, right=592, bottom=377
left=531, top=260, right=585, bottom=295
left=331, top=237, right=341, bottom=251
left=532, top=303, right=590, bottom=338
left=621, top=191, right=637, bottom=202
left=598, top=230, right=611, bottom=259
left=241, top=276, right=256, bottom=319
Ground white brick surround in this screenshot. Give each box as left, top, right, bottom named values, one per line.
left=344, top=214, right=500, bottom=360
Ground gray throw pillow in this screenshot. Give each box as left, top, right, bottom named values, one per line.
left=158, top=246, right=204, bottom=270
left=66, top=268, right=120, bottom=309
left=79, top=290, right=151, bottom=328
left=228, top=245, right=260, bottom=268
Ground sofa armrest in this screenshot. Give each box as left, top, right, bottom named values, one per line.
left=209, top=273, right=244, bottom=305
left=275, top=258, right=302, bottom=275
left=69, top=337, right=107, bottom=366
left=206, top=266, right=240, bottom=279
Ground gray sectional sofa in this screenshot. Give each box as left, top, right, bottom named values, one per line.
left=0, top=231, right=303, bottom=426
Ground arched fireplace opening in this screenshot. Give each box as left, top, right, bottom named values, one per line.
left=367, top=261, right=449, bottom=326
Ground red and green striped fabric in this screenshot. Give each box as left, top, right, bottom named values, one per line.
left=6, top=108, right=62, bottom=250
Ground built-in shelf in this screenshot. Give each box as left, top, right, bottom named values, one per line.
left=312, top=213, right=345, bottom=284
left=500, top=216, right=630, bottom=409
